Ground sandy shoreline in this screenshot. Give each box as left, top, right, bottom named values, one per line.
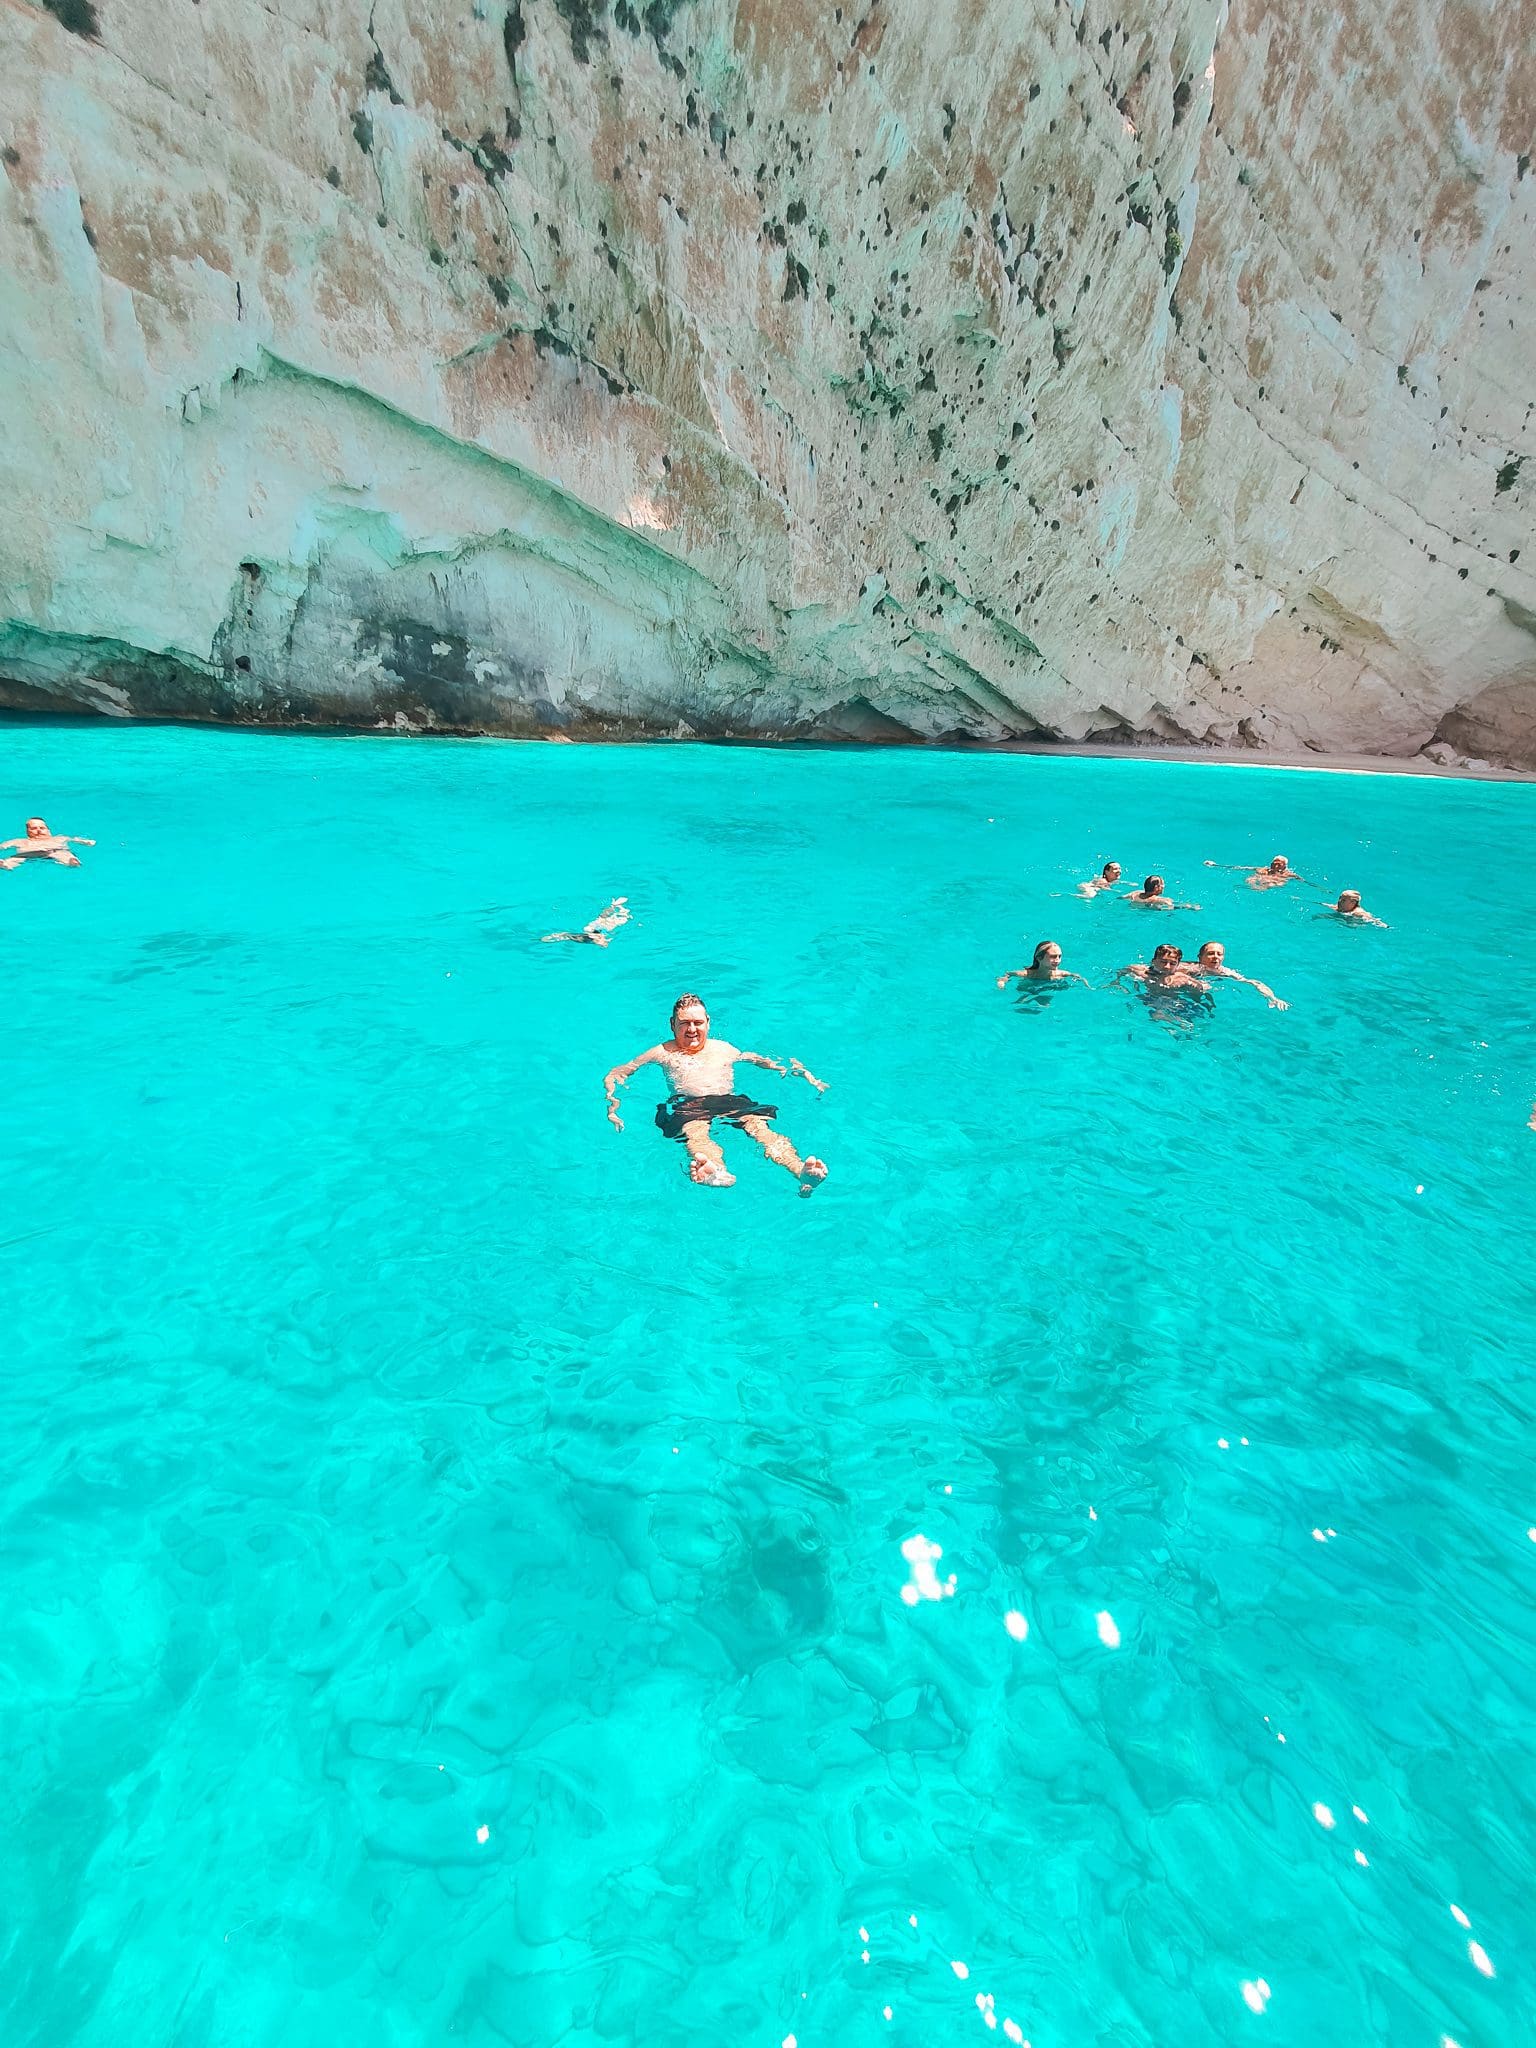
left=969, top=740, right=1533, bottom=782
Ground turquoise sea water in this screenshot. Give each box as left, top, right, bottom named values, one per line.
left=3, top=724, right=1535, bottom=2048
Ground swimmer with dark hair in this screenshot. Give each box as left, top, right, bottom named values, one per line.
left=1116, top=942, right=1205, bottom=989
left=1, top=817, right=96, bottom=870
left=543, top=895, right=631, bottom=946
left=1125, top=874, right=1199, bottom=909
left=1115, top=942, right=1213, bottom=1029
left=996, top=940, right=1093, bottom=993
left=603, top=992, right=829, bottom=1194
left=1204, top=853, right=1308, bottom=890
left=1077, top=861, right=1123, bottom=897
left=1194, top=940, right=1289, bottom=1009
left=1319, top=890, right=1387, bottom=927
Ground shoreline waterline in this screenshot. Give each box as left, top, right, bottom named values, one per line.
left=0, top=710, right=1529, bottom=782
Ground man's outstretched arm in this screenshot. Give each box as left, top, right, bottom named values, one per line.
left=737, top=1050, right=828, bottom=1092
left=65, top=837, right=96, bottom=846
left=1229, top=970, right=1288, bottom=1009
left=736, top=1050, right=794, bottom=1091
left=602, top=1047, right=660, bottom=1130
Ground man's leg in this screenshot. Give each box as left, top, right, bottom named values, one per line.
left=680, top=1116, right=734, bottom=1186
left=738, top=1116, right=828, bottom=1194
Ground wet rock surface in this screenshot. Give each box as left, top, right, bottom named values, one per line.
left=0, top=0, right=1532, bottom=758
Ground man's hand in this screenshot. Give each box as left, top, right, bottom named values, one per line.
left=606, top=1101, right=624, bottom=1131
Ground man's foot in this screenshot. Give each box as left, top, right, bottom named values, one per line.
left=797, top=1157, right=828, bottom=1198
left=688, top=1157, right=735, bottom=1188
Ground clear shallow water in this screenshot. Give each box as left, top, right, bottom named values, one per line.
left=3, top=725, right=1535, bottom=2048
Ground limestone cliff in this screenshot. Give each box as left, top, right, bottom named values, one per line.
left=1, top=0, right=1532, bottom=759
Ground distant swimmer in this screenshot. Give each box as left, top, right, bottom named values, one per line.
left=996, top=940, right=1093, bottom=995
left=603, top=991, right=829, bottom=1195
left=1077, top=861, right=1123, bottom=897
left=1194, top=940, right=1289, bottom=1009
left=1125, top=874, right=1200, bottom=910
left=1319, top=890, right=1388, bottom=927
left=1116, top=942, right=1213, bottom=1028
left=1204, top=854, right=1307, bottom=890
left=0, top=817, right=96, bottom=870
left=543, top=895, right=631, bottom=946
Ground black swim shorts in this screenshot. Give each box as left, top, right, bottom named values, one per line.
left=655, top=1093, right=778, bottom=1142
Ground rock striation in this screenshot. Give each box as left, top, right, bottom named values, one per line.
left=0, top=0, right=1532, bottom=759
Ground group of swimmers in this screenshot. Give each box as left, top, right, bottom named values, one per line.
left=999, top=852, right=1390, bottom=1026
left=1001, top=936, right=1287, bottom=1012
left=1075, top=854, right=1386, bottom=922
left=2, top=813, right=1403, bottom=1195
left=567, top=850, right=1392, bottom=1194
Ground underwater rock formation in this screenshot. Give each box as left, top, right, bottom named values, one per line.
left=0, top=0, right=1532, bottom=758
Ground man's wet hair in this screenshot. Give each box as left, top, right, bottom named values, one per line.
left=1152, top=943, right=1182, bottom=963
left=671, top=991, right=708, bottom=1022
left=1339, top=890, right=1360, bottom=907
left=1032, top=940, right=1058, bottom=965
left=1144, top=875, right=1162, bottom=892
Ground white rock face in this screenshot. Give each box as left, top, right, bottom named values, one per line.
left=0, top=0, right=1532, bottom=756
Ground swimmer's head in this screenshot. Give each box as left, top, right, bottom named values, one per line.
left=24, top=818, right=47, bottom=838
left=1144, top=875, right=1164, bottom=895
left=1268, top=855, right=1289, bottom=873
left=1032, top=940, right=1062, bottom=969
left=1102, top=862, right=1121, bottom=881
left=670, top=992, right=709, bottom=1048
left=1151, top=943, right=1182, bottom=968
left=1197, top=941, right=1224, bottom=965
left=1337, top=890, right=1361, bottom=912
